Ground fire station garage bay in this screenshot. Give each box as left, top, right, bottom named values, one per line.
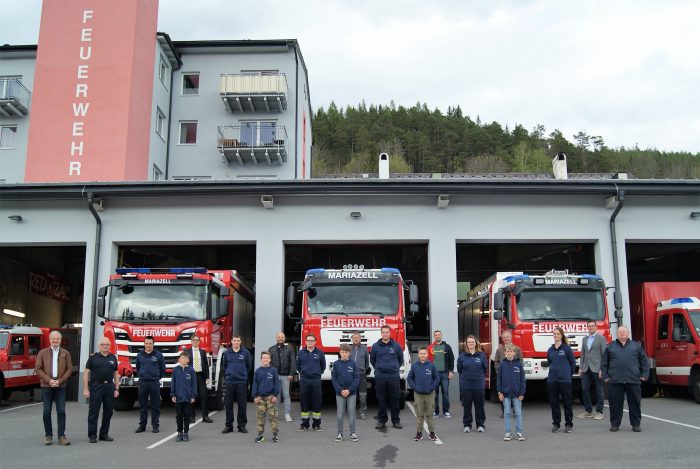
left=1, top=177, right=699, bottom=399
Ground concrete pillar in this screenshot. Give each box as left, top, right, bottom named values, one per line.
left=253, top=237, right=285, bottom=367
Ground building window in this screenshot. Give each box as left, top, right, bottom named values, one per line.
left=179, top=121, right=198, bottom=144
left=0, top=125, right=17, bottom=148
left=153, top=165, right=163, bottom=181
left=182, top=73, right=200, bottom=95
left=155, top=108, right=166, bottom=138
left=159, top=56, right=169, bottom=87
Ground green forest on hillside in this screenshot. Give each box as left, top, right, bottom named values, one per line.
left=311, top=102, right=700, bottom=178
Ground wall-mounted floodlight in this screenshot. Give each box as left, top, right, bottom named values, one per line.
left=437, top=194, right=450, bottom=209
left=261, top=195, right=274, bottom=209
left=8, top=215, right=22, bottom=222
left=350, top=211, right=362, bottom=219
left=691, top=211, right=700, bottom=219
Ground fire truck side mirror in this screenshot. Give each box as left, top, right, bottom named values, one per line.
left=96, top=286, right=107, bottom=318
left=613, top=290, right=623, bottom=319
left=286, top=285, right=297, bottom=308
left=409, top=303, right=419, bottom=315
left=218, top=298, right=229, bottom=319
left=492, top=290, right=504, bottom=311
left=493, top=310, right=503, bottom=320
left=408, top=283, right=418, bottom=304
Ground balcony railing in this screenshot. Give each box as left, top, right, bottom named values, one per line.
left=219, top=73, right=288, bottom=113
left=0, top=78, right=31, bottom=117
left=217, top=124, right=288, bottom=165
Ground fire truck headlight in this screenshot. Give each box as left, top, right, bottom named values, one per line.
left=113, top=327, right=128, bottom=340
left=179, top=328, right=196, bottom=341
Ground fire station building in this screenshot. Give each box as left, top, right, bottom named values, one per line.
left=1, top=0, right=699, bottom=391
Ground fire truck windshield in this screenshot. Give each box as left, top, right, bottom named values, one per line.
left=307, top=284, right=399, bottom=316
left=515, top=288, right=605, bottom=321
left=108, top=284, right=208, bottom=322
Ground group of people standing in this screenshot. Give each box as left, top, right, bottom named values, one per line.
left=35, top=320, right=650, bottom=446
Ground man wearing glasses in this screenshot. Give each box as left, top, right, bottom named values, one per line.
left=185, top=335, right=213, bottom=423
left=296, top=334, right=326, bottom=431
left=83, top=338, right=119, bottom=443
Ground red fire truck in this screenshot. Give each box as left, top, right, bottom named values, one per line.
left=458, top=270, right=612, bottom=398
left=286, top=265, right=418, bottom=405
left=629, top=282, right=700, bottom=402
left=97, top=267, right=254, bottom=410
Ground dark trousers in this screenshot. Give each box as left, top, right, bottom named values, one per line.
left=191, top=373, right=209, bottom=419
left=608, top=383, right=642, bottom=428
left=175, top=402, right=192, bottom=433
left=434, top=371, right=450, bottom=414
left=88, top=382, right=114, bottom=438
left=547, top=381, right=573, bottom=427
left=581, top=369, right=604, bottom=413
left=224, top=382, right=247, bottom=429
left=299, top=378, right=322, bottom=428
left=42, top=387, right=67, bottom=437
left=460, top=388, right=485, bottom=428
left=375, top=375, right=401, bottom=425
left=138, top=380, right=161, bottom=428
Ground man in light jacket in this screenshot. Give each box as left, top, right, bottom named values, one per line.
left=578, top=320, right=607, bottom=420
left=35, top=331, right=73, bottom=446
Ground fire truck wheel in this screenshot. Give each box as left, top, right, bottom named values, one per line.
left=691, top=373, right=700, bottom=404
left=113, top=390, right=136, bottom=411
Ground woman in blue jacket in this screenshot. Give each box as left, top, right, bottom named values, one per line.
left=457, top=335, right=488, bottom=433
left=546, top=327, right=576, bottom=433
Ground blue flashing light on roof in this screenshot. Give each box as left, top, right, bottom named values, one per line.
left=115, top=267, right=208, bottom=274
left=306, top=268, right=326, bottom=276
left=116, top=268, right=150, bottom=274
left=381, top=268, right=401, bottom=274
left=504, top=275, right=529, bottom=283
left=580, top=274, right=601, bottom=279
left=169, top=267, right=208, bottom=274
left=670, top=297, right=693, bottom=304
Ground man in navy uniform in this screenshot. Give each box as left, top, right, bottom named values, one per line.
left=221, top=335, right=252, bottom=434
left=83, top=337, right=119, bottom=443
left=370, top=325, right=404, bottom=430
left=135, top=335, right=166, bottom=433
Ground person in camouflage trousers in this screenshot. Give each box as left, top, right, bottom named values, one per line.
left=253, top=351, right=281, bottom=442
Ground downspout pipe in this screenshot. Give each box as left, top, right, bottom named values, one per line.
left=609, top=189, right=625, bottom=332
left=86, top=192, right=102, bottom=355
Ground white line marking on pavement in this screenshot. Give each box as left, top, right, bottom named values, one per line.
left=405, top=402, right=444, bottom=445
left=147, top=410, right=219, bottom=449
left=603, top=404, right=700, bottom=430
left=0, top=403, right=42, bottom=413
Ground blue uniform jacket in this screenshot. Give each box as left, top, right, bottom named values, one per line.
left=408, top=360, right=439, bottom=395
left=222, top=347, right=252, bottom=384
left=296, top=347, right=326, bottom=380
left=370, top=339, right=404, bottom=378
left=252, top=366, right=280, bottom=397
left=457, top=351, right=488, bottom=390
left=601, top=339, right=650, bottom=384
left=497, top=358, right=526, bottom=398
left=546, top=343, right=576, bottom=383
left=135, top=349, right=166, bottom=382
left=171, top=365, right=197, bottom=403
left=331, top=359, right=359, bottom=395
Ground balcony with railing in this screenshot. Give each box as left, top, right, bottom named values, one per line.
left=219, top=73, right=288, bottom=113
left=0, top=78, right=31, bottom=117
left=217, top=124, right=288, bottom=165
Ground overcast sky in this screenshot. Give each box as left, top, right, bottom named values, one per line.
left=3, top=0, right=700, bottom=153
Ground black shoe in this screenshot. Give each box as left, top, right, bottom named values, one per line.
left=203, top=416, right=213, bottom=423
left=98, top=435, right=114, bottom=442
left=88, top=436, right=97, bottom=443
left=135, top=426, right=146, bottom=433
left=238, top=427, right=248, bottom=434
left=551, top=425, right=560, bottom=433
left=632, top=426, right=641, bottom=432
left=610, top=426, right=619, bottom=432
left=375, top=422, right=387, bottom=430
left=152, top=427, right=159, bottom=434
left=564, top=424, right=573, bottom=433
left=222, top=427, right=233, bottom=434
left=392, top=422, right=403, bottom=429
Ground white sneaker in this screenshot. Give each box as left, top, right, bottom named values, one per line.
left=463, top=426, right=471, bottom=433
left=444, top=412, right=452, bottom=419
left=285, top=413, right=293, bottom=422
left=503, top=433, right=512, bottom=441
left=334, top=433, right=343, bottom=442
left=516, top=432, right=525, bottom=441
left=477, top=426, right=485, bottom=433
left=350, top=433, right=359, bottom=442
left=594, top=412, right=604, bottom=420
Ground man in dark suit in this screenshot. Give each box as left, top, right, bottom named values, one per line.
left=185, top=335, right=212, bottom=423
left=578, top=320, right=607, bottom=420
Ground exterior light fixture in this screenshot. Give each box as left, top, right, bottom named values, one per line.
left=350, top=211, right=361, bottom=219
left=8, top=215, right=22, bottom=222
left=261, top=195, right=274, bottom=209
left=437, top=195, right=449, bottom=209
left=691, top=212, right=700, bottom=219
left=3, top=308, right=26, bottom=318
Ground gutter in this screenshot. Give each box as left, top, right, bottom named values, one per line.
left=85, top=191, right=102, bottom=355
left=609, top=189, right=625, bottom=329
left=293, top=42, right=299, bottom=178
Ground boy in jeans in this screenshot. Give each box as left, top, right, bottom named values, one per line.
left=171, top=351, right=197, bottom=442
left=253, top=351, right=280, bottom=443
left=408, top=346, right=439, bottom=441
left=331, top=344, right=359, bottom=442
left=497, top=345, right=526, bottom=441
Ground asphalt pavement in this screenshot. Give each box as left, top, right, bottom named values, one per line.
left=1, top=393, right=699, bottom=468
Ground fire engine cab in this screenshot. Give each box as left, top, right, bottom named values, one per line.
left=0, top=325, right=49, bottom=401
left=459, top=270, right=611, bottom=397
left=286, top=265, right=418, bottom=405
left=97, top=267, right=254, bottom=411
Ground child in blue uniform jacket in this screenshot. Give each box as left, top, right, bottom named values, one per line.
left=171, top=352, right=197, bottom=442
left=407, top=346, right=439, bottom=441
left=331, top=344, right=360, bottom=442
left=497, top=344, right=526, bottom=441
left=253, top=351, right=281, bottom=443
